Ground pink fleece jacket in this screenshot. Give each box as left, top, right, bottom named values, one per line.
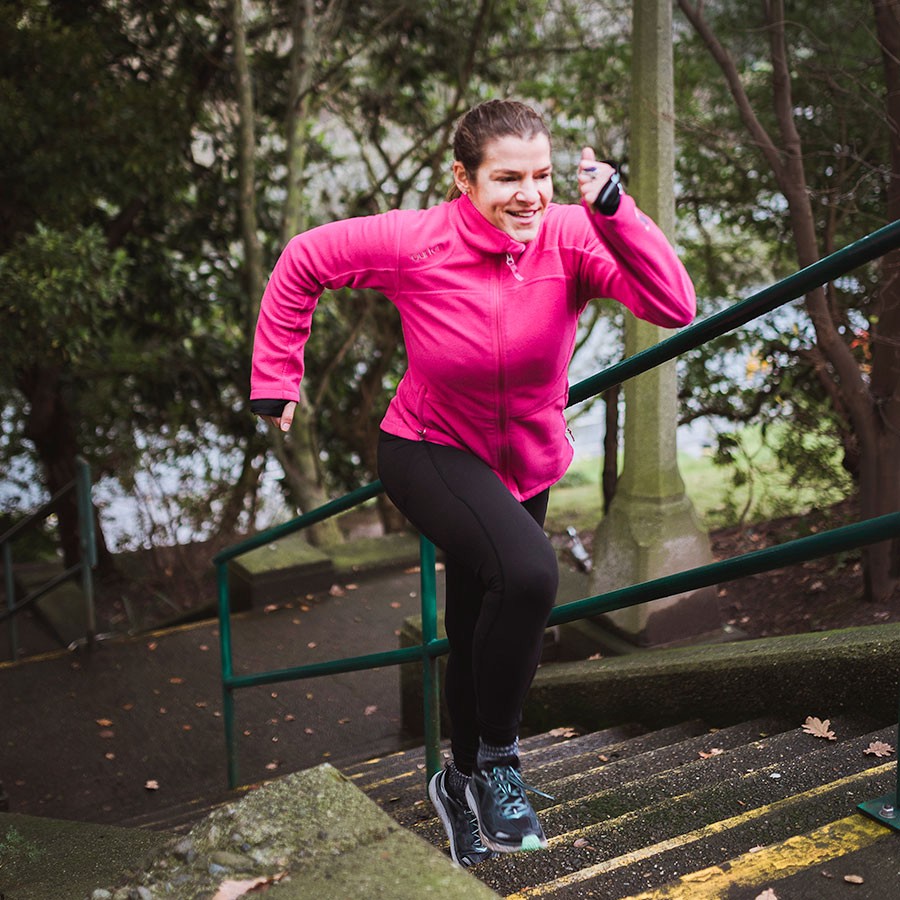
left=251, top=193, right=696, bottom=501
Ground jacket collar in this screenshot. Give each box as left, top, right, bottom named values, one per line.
left=453, top=195, right=527, bottom=257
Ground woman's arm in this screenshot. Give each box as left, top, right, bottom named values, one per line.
left=576, top=147, right=696, bottom=328
left=250, top=213, right=402, bottom=414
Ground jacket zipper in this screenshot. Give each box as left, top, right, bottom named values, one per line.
left=496, top=257, right=511, bottom=482
left=506, top=252, right=524, bottom=281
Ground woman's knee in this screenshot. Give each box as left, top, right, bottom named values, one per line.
left=502, top=546, right=559, bottom=618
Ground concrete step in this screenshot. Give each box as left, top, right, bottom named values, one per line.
left=7, top=764, right=500, bottom=900
left=342, top=723, right=649, bottom=820
left=406, top=717, right=795, bottom=847
left=479, top=723, right=898, bottom=897
left=346, top=715, right=898, bottom=899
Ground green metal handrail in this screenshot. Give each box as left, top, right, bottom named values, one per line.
left=1, top=457, right=97, bottom=659
left=215, top=220, right=900, bottom=830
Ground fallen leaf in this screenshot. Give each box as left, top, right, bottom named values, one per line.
left=844, top=874, right=864, bottom=884
left=338, top=717, right=351, bottom=725
left=195, top=701, right=208, bottom=709
left=147, top=642, right=158, bottom=651
left=345, top=583, right=359, bottom=590
left=212, top=873, right=287, bottom=900
left=307, top=641, right=317, bottom=649
left=329, top=584, right=345, bottom=597
left=864, top=740, right=895, bottom=758
left=104, top=752, right=115, bottom=760
left=95, top=718, right=113, bottom=727
left=548, top=726, right=578, bottom=739
left=284, top=714, right=295, bottom=722
left=754, top=890, right=777, bottom=900
left=265, top=762, right=279, bottom=771
left=264, top=604, right=278, bottom=613
left=98, top=729, right=115, bottom=739
left=390, top=601, right=402, bottom=609
left=801, top=716, right=836, bottom=740
left=304, top=727, right=315, bottom=735
left=597, top=754, right=609, bottom=762
left=588, top=652, right=603, bottom=660
left=145, top=779, right=159, bottom=791
left=364, top=705, right=378, bottom=716
left=199, top=644, right=209, bottom=651
left=169, top=677, right=184, bottom=685
left=699, top=748, right=725, bottom=759
left=573, top=837, right=591, bottom=848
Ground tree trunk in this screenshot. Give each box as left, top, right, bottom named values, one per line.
left=602, top=385, right=620, bottom=513
left=679, top=0, right=900, bottom=600
left=18, top=364, right=112, bottom=573
left=231, top=0, right=343, bottom=547
left=871, top=0, right=900, bottom=586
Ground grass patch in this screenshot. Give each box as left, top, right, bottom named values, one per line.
left=547, top=431, right=851, bottom=536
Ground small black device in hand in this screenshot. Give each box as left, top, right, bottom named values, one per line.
left=593, top=162, right=622, bottom=216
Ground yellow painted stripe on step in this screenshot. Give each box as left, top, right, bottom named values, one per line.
left=620, top=814, right=888, bottom=900
left=503, top=762, right=894, bottom=899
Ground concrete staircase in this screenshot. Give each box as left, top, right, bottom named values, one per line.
left=342, top=714, right=900, bottom=898
left=6, top=717, right=897, bottom=898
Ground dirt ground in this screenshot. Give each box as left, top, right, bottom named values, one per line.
left=89, top=498, right=900, bottom=647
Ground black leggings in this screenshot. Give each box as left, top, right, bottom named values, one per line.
left=377, top=431, right=558, bottom=774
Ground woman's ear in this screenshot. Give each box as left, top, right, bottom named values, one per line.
left=451, top=160, right=470, bottom=195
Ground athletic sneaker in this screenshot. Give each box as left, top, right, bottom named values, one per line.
left=466, top=763, right=552, bottom=853
left=428, top=768, right=497, bottom=867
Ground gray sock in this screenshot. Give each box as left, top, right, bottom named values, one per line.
left=477, top=737, right=519, bottom=769
left=445, top=761, right=470, bottom=801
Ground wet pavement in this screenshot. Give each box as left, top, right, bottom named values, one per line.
left=0, top=564, right=433, bottom=827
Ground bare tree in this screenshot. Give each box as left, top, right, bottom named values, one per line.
left=678, top=0, right=900, bottom=600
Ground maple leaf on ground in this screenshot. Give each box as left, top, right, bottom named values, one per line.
left=801, top=716, right=836, bottom=740
left=864, top=740, right=895, bottom=758
left=211, top=873, right=287, bottom=900
left=699, top=748, right=725, bottom=759
left=548, top=726, right=579, bottom=739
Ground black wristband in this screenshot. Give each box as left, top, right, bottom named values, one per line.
left=250, top=399, right=288, bottom=417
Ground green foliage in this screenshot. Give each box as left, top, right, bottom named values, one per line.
left=0, top=826, right=43, bottom=866
left=0, top=224, right=129, bottom=372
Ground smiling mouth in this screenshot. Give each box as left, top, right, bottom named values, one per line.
left=508, top=209, right=539, bottom=220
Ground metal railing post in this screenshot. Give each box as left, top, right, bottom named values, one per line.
left=75, top=457, right=97, bottom=647
left=216, top=560, right=239, bottom=789
left=3, top=542, right=17, bottom=661
left=419, top=536, right=442, bottom=781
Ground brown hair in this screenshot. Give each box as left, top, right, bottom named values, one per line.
left=447, top=100, right=551, bottom=200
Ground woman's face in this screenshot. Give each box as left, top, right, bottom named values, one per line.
left=453, top=133, right=553, bottom=243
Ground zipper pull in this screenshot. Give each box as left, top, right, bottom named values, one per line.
left=506, top=252, right=524, bottom=281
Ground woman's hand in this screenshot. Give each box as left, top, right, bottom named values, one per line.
left=261, top=400, right=297, bottom=433
left=577, top=147, right=618, bottom=209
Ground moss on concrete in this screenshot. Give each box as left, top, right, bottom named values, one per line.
left=525, top=623, right=900, bottom=734
left=326, top=532, right=423, bottom=577
left=232, top=533, right=332, bottom=576
left=0, top=812, right=169, bottom=900
left=84, top=764, right=497, bottom=900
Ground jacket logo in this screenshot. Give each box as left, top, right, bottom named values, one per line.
left=410, top=242, right=447, bottom=262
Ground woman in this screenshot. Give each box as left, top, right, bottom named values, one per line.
left=250, top=99, right=695, bottom=866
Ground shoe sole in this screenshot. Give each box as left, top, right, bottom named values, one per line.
left=429, top=772, right=466, bottom=865
left=464, top=782, right=548, bottom=854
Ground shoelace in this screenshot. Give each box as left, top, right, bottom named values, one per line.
left=484, top=765, right=554, bottom=818
left=465, top=806, right=490, bottom=852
